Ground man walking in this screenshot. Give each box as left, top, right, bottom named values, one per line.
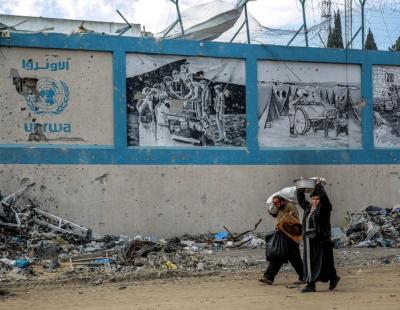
left=260, top=195, right=304, bottom=285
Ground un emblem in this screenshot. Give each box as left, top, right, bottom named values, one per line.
left=25, top=78, right=70, bottom=115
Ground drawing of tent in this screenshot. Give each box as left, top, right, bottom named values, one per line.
left=327, top=88, right=336, bottom=105
left=331, top=89, right=337, bottom=107
left=319, top=88, right=332, bottom=105
left=258, top=86, right=281, bottom=129
left=334, top=87, right=361, bottom=121
left=271, top=85, right=291, bottom=116
left=319, top=89, right=325, bottom=102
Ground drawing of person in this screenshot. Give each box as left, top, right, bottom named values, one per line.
left=214, top=84, right=226, bottom=142
left=180, top=62, right=193, bottom=96
left=137, top=87, right=157, bottom=146
left=199, top=79, right=211, bottom=119
left=156, top=92, right=172, bottom=145
left=164, top=76, right=182, bottom=99
left=336, top=112, right=349, bottom=137
left=184, top=79, right=201, bottom=119
left=288, top=98, right=297, bottom=137
left=190, top=117, right=215, bottom=146
left=172, top=69, right=183, bottom=97
left=179, top=61, right=193, bottom=82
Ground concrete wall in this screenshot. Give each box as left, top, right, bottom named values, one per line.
left=1, top=33, right=400, bottom=237
left=1, top=164, right=399, bottom=237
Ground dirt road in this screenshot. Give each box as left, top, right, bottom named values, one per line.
left=2, top=265, right=400, bottom=310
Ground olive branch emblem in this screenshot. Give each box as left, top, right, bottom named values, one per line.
left=24, top=78, right=71, bottom=115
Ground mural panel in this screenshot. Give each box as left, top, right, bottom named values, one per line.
left=373, top=65, right=400, bottom=148
left=126, top=54, right=246, bottom=147
left=0, top=47, right=114, bottom=144
left=258, top=61, right=362, bottom=148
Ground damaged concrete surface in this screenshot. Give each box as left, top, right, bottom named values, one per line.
left=1, top=165, right=400, bottom=237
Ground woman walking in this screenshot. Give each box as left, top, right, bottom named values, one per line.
left=297, top=178, right=340, bottom=293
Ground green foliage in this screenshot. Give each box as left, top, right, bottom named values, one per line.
left=327, top=10, right=343, bottom=48
left=389, top=36, right=400, bottom=51
left=327, top=26, right=333, bottom=48
left=365, top=28, right=378, bottom=50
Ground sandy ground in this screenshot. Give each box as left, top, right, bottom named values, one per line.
left=1, top=264, right=400, bottom=310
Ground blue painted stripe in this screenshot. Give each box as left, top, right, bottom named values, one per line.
left=113, top=48, right=127, bottom=149
left=361, top=62, right=373, bottom=150
left=245, top=57, right=258, bottom=153
left=1, top=33, right=400, bottom=165
left=0, top=147, right=400, bottom=165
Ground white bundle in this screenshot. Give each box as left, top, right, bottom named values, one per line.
left=265, top=186, right=297, bottom=216
left=265, top=177, right=326, bottom=217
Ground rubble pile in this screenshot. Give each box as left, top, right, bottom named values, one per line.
left=0, top=227, right=266, bottom=281
left=1, top=186, right=266, bottom=282
left=333, top=205, right=400, bottom=248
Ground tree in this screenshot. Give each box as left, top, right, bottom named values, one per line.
left=333, top=10, right=344, bottom=48
left=365, top=28, right=378, bottom=50
left=327, top=10, right=344, bottom=48
left=389, top=36, right=400, bottom=51
left=327, top=25, right=333, bottom=48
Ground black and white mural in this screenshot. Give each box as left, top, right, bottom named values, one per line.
left=373, top=65, right=400, bottom=147
left=126, top=54, right=246, bottom=147
left=258, top=61, right=363, bottom=148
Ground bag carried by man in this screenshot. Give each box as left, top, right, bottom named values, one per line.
left=265, top=231, right=290, bottom=262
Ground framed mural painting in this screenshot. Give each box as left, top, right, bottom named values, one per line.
left=373, top=65, right=400, bottom=148
left=126, top=54, right=246, bottom=147
left=258, top=61, right=362, bottom=148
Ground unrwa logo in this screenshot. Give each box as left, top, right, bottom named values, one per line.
left=24, top=78, right=70, bottom=115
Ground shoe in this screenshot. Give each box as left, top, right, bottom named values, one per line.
left=300, top=285, right=316, bottom=293
left=329, top=276, right=340, bottom=290
left=258, top=278, right=273, bottom=285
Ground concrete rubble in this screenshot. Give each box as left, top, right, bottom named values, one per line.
left=332, top=205, right=400, bottom=248
left=1, top=185, right=268, bottom=282
left=1, top=185, right=400, bottom=285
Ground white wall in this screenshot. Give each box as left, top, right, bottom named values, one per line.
left=1, top=164, right=399, bottom=237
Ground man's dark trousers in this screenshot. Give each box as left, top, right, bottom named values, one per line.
left=264, top=234, right=303, bottom=282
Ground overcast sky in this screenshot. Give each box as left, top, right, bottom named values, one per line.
left=1, top=0, right=399, bottom=49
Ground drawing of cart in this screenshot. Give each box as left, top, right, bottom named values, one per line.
left=294, top=100, right=337, bottom=135
left=165, top=110, right=200, bottom=144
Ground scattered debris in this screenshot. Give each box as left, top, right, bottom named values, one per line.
left=339, top=206, right=400, bottom=248
left=33, top=208, right=92, bottom=240
left=0, top=182, right=35, bottom=228
left=222, top=218, right=265, bottom=248
left=0, top=185, right=268, bottom=282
